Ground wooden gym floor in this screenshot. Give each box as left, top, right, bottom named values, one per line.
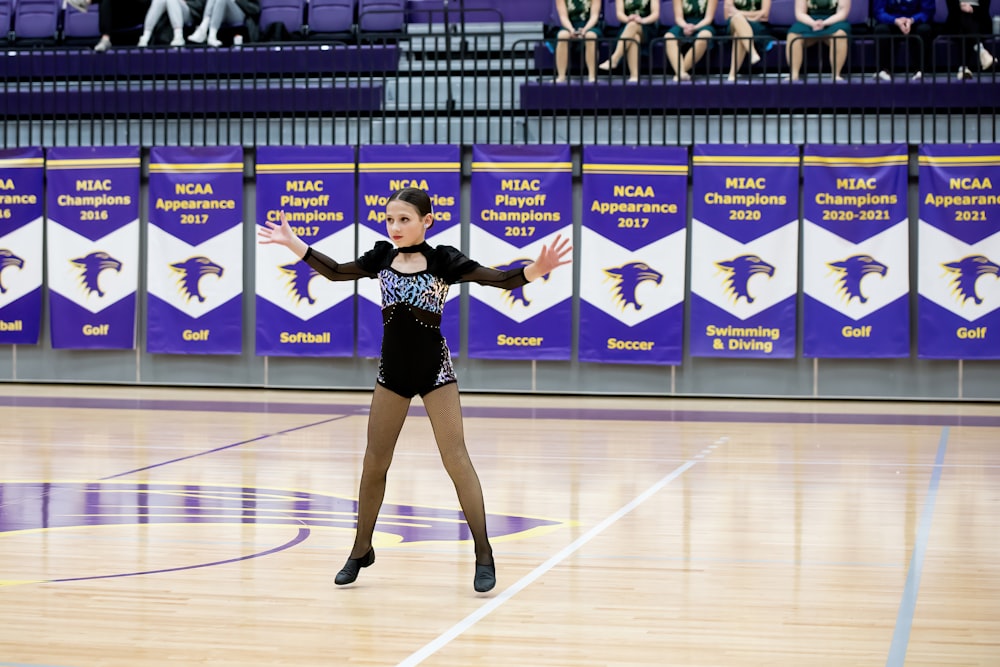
left=0, top=384, right=997, bottom=666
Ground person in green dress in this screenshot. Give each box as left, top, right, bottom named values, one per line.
left=552, top=0, right=604, bottom=82
left=598, top=0, right=662, bottom=82
left=785, top=0, right=852, bottom=81
left=724, top=0, right=775, bottom=81
left=664, top=0, right=719, bottom=81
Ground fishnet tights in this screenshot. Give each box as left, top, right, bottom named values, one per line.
left=347, top=383, right=493, bottom=566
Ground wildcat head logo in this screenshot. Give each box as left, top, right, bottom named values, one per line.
left=0, top=249, right=24, bottom=293
left=715, top=254, right=775, bottom=304
left=170, top=256, right=223, bottom=303
left=494, top=258, right=547, bottom=307
left=280, top=262, right=319, bottom=305
left=71, top=251, right=122, bottom=297
left=604, top=262, right=663, bottom=311
left=942, top=255, right=1000, bottom=305
left=827, top=255, right=887, bottom=304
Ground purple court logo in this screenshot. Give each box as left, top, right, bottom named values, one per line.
left=494, top=258, right=546, bottom=307
left=71, top=251, right=122, bottom=297
left=716, top=254, right=775, bottom=304
left=0, top=481, right=564, bottom=584
left=0, top=249, right=24, bottom=293
left=828, top=254, right=887, bottom=304
left=279, top=262, right=320, bottom=304
left=942, top=255, right=999, bottom=305
left=169, top=256, right=224, bottom=302
left=603, top=262, right=662, bottom=311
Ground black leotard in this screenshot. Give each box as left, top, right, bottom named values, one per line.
left=303, top=240, right=528, bottom=398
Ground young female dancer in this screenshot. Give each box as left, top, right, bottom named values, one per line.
left=257, top=187, right=572, bottom=592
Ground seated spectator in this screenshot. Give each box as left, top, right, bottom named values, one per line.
left=724, top=0, right=775, bottom=81
left=785, top=0, right=852, bottom=81
left=872, top=0, right=935, bottom=80
left=66, top=0, right=152, bottom=52
left=548, top=0, right=604, bottom=82
left=946, top=0, right=994, bottom=79
left=664, top=0, right=719, bottom=81
left=138, top=0, right=191, bottom=47
left=188, top=0, right=260, bottom=47
left=598, top=0, right=663, bottom=83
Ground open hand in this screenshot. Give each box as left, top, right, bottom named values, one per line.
left=525, top=234, right=573, bottom=281
left=257, top=211, right=298, bottom=246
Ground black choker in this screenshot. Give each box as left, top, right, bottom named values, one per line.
left=397, top=242, right=430, bottom=254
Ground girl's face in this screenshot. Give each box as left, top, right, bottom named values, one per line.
left=385, top=199, right=432, bottom=248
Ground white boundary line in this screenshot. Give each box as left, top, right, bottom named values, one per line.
left=396, top=457, right=703, bottom=667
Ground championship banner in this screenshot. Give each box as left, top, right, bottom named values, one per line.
left=917, top=144, right=1000, bottom=359
left=690, top=145, right=799, bottom=358
left=802, top=145, right=910, bottom=358
left=255, top=146, right=355, bottom=357
left=147, top=146, right=244, bottom=355
left=0, top=148, right=43, bottom=345
left=579, top=146, right=687, bottom=365
left=45, top=147, right=140, bottom=349
left=357, top=145, right=461, bottom=357
left=468, top=145, right=573, bottom=360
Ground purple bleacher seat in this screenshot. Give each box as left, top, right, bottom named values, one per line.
left=13, top=0, right=60, bottom=41
left=659, top=0, right=676, bottom=27
left=604, top=0, right=620, bottom=29
left=259, top=0, right=306, bottom=36
left=767, top=0, right=797, bottom=27
left=407, top=0, right=546, bottom=24
left=1, top=0, right=12, bottom=40
left=309, top=0, right=356, bottom=34
left=846, top=0, right=870, bottom=31
left=62, top=2, right=101, bottom=41
left=358, top=0, right=405, bottom=33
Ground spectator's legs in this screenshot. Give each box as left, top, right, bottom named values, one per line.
left=786, top=34, right=812, bottom=80
left=624, top=26, right=643, bottom=81
left=681, top=29, right=712, bottom=75
left=728, top=15, right=758, bottom=80
left=910, top=22, right=933, bottom=75
left=555, top=29, right=573, bottom=82
left=665, top=33, right=689, bottom=80
left=873, top=22, right=896, bottom=75
left=583, top=31, right=598, bottom=81
left=827, top=31, right=848, bottom=80
left=138, top=0, right=167, bottom=46
left=189, top=0, right=218, bottom=43
left=600, top=22, right=641, bottom=76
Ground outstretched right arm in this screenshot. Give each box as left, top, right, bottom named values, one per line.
left=257, top=211, right=375, bottom=282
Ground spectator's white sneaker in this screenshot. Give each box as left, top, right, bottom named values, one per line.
left=170, top=30, right=185, bottom=46
left=957, top=66, right=973, bottom=80
left=188, top=24, right=208, bottom=43
left=974, top=43, right=994, bottom=70
left=137, top=33, right=150, bottom=48
left=876, top=70, right=891, bottom=82
left=93, top=36, right=111, bottom=52
left=66, top=0, right=90, bottom=12
left=206, top=30, right=222, bottom=48
left=910, top=71, right=922, bottom=81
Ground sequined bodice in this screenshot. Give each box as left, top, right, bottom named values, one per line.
left=379, top=269, right=451, bottom=316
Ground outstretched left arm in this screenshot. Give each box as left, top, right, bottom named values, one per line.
left=524, top=234, right=573, bottom=282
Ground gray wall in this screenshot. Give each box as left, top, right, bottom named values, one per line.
left=3, top=145, right=997, bottom=400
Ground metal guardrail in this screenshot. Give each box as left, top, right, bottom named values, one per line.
left=0, top=26, right=997, bottom=147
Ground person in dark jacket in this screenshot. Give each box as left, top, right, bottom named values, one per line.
left=187, top=0, right=260, bottom=46
left=871, top=0, right=936, bottom=80
left=946, top=0, right=994, bottom=78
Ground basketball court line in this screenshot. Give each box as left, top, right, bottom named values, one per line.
left=885, top=426, right=950, bottom=667
left=395, top=442, right=720, bottom=667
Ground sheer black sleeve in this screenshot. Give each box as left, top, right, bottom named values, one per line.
left=430, top=245, right=529, bottom=289
left=303, top=241, right=395, bottom=282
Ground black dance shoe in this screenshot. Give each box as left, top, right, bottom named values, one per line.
left=473, top=561, right=496, bottom=592
left=335, top=548, right=375, bottom=585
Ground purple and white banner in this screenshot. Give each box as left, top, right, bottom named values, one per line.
left=468, top=145, right=573, bottom=360
left=147, top=147, right=244, bottom=355
left=0, top=148, right=43, bottom=345
left=256, top=146, right=355, bottom=357
left=917, top=144, right=1000, bottom=359
left=580, top=146, right=687, bottom=365
left=690, top=145, right=799, bottom=358
left=45, top=147, right=140, bottom=349
left=802, top=145, right=910, bottom=358
left=357, top=145, right=461, bottom=357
